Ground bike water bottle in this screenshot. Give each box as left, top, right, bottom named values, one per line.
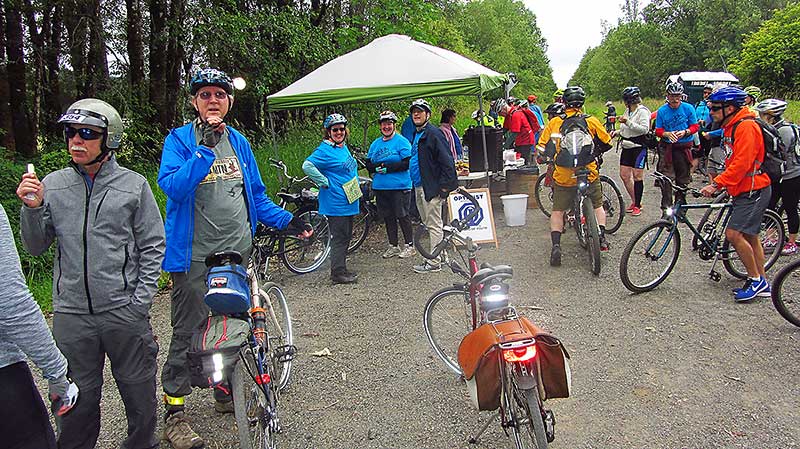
left=24, top=164, right=37, bottom=201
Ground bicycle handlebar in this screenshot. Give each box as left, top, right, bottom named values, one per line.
left=651, top=171, right=704, bottom=198
left=414, top=187, right=480, bottom=260
left=269, top=158, right=315, bottom=187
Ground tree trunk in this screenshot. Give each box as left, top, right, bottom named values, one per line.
left=63, top=0, right=90, bottom=97
left=44, top=1, right=62, bottom=134
left=164, top=0, right=186, bottom=129
left=126, top=0, right=145, bottom=102
left=148, top=0, right=167, bottom=130
left=87, top=0, right=109, bottom=94
left=0, top=0, right=15, bottom=154
left=4, top=0, right=36, bottom=157
left=22, top=0, right=46, bottom=144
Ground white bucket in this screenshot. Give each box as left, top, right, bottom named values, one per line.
left=501, top=194, right=528, bottom=226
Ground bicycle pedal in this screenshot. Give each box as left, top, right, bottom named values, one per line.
left=709, top=271, right=721, bottom=282
left=274, top=344, right=297, bottom=363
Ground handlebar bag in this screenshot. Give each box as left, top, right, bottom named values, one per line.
left=204, top=264, right=250, bottom=315
left=187, top=315, right=249, bottom=388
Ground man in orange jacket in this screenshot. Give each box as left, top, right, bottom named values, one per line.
left=700, top=86, right=771, bottom=302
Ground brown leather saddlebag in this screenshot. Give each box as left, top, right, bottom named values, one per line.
left=457, top=317, right=571, bottom=410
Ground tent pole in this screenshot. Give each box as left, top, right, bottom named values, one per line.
left=478, top=94, right=491, bottom=191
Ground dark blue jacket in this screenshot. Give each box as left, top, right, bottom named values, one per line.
left=417, top=122, right=458, bottom=201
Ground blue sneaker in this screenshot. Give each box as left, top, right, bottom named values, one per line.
left=757, top=280, right=771, bottom=298
left=734, top=277, right=769, bottom=302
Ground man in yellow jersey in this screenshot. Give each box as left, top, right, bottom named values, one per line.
left=536, top=86, right=613, bottom=266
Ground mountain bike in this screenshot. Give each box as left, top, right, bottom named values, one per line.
left=770, top=259, right=800, bottom=327
left=534, top=155, right=625, bottom=234
left=252, top=216, right=330, bottom=274
left=203, top=250, right=295, bottom=449
left=619, top=172, right=785, bottom=293
left=415, top=188, right=565, bottom=449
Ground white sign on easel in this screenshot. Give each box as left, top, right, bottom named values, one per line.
left=447, top=188, right=498, bottom=247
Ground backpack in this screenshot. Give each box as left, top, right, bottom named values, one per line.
left=730, top=116, right=785, bottom=182
left=555, top=114, right=595, bottom=168
left=510, top=106, right=541, bottom=137
left=776, top=122, right=800, bottom=164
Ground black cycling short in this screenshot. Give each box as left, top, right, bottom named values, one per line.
left=375, top=189, right=412, bottom=218
left=619, top=146, right=647, bottom=169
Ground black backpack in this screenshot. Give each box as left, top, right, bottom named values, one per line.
left=554, top=114, right=595, bottom=168
left=730, top=116, right=785, bottom=182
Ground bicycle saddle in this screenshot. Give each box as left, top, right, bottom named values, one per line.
left=205, top=250, right=243, bottom=267
left=472, top=264, right=513, bottom=284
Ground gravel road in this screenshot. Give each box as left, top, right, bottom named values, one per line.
left=36, top=152, right=800, bottom=449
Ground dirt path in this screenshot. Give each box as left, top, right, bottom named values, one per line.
left=38, top=152, right=800, bottom=448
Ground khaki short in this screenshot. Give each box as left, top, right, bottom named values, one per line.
left=552, top=180, right=603, bottom=211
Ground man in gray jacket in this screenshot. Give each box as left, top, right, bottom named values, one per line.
left=16, top=98, right=165, bottom=449
left=0, top=204, right=75, bottom=449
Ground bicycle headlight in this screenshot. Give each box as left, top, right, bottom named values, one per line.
left=665, top=207, right=674, bottom=216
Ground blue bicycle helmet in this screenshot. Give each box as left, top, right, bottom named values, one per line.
left=190, top=68, right=234, bottom=95
left=707, top=86, right=748, bottom=107
left=323, top=113, right=347, bottom=130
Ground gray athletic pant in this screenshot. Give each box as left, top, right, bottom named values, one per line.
left=162, top=251, right=250, bottom=400
left=52, top=306, right=159, bottom=449
left=327, top=215, right=353, bottom=275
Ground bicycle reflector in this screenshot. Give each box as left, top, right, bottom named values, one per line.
left=501, top=342, right=537, bottom=363
left=212, top=353, right=225, bottom=384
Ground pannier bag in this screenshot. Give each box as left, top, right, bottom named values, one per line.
left=457, top=317, right=571, bottom=411
left=187, top=315, right=250, bottom=388
left=204, top=263, right=250, bottom=315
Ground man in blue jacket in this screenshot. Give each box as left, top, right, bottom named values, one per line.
left=158, top=68, right=309, bottom=449
left=407, top=99, right=458, bottom=273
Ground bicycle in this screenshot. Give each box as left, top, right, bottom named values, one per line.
left=570, top=168, right=603, bottom=275
left=203, top=250, right=295, bottom=449
left=534, top=155, right=625, bottom=234
left=769, top=259, right=800, bottom=327
left=619, top=171, right=785, bottom=293
left=414, top=188, right=565, bottom=449
left=252, top=216, right=330, bottom=275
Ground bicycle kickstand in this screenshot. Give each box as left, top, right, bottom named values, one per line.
left=708, top=253, right=722, bottom=282
left=468, top=414, right=497, bottom=444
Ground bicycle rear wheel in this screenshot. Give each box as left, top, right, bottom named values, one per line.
left=620, top=220, right=681, bottom=293
left=534, top=174, right=553, bottom=218
left=347, top=204, right=371, bottom=253
left=423, top=287, right=473, bottom=376
left=280, top=210, right=331, bottom=274
left=722, top=209, right=785, bottom=279
left=232, top=348, right=277, bottom=449
left=508, top=375, right=549, bottom=449
left=770, top=259, right=800, bottom=327
left=582, top=198, right=601, bottom=276
left=259, top=282, right=294, bottom=391
left=599, top=175, right=625, bottom=234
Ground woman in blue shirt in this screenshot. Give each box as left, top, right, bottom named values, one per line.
left=365, top=111, right=415, bottom=259
left=303, top=114, right=360, bottom=284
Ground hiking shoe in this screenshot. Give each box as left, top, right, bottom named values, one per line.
left=214, top=400, right=234, bottom=414
left=398, top=244, right=417, bottom=259
left=382, top=245, right=401, bottom=258
left=781, top=242, right=798, bottom=256
left=331, top=272, right=357, bottom=285
left=164, top=412, right=204, bottom=449
left=734, top=277, right=769, bottom=302
left=550, top=245, right=561, bottom=267
left=413, top=261, right=442, bottom=273
left=630, top=206, right=642, bottom=217
left=600, top=236, right=610, bottom=251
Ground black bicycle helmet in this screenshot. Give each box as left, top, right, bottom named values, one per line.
left=622, top=86, right=641, bottom=104
left=562, top=86, right=586, bottom=108
left=544, top=103, right=566, bottom=116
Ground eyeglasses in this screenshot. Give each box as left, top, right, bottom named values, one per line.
left=330, top=127, right=346, bottom=133
left=64, top=126, right=103, bottom=140
left=197, top=91, right=228, bottom=100
left=709, top=105, right=725, bottom=112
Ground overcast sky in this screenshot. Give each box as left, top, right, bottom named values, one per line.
left=523, top=0, right=642, bottom=88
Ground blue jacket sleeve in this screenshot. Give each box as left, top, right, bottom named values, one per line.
left=157, top=131, right=216, bottom=204
left=239, top=139, right=292, bottom=230
left=452, top=128, right=463, bottom=159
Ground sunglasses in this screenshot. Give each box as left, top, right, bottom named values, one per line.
left=197, top=91, right=228, bottom=100
left=64, top=126, right=103, bottom=140
left=330, top=127, right=346, bottom=133
left=709, top=105, right=725, bottom=112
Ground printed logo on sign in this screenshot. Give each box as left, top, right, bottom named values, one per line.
left=458, top=202, right=483, bottom=227
left=209, top=277, right=228, bottom=288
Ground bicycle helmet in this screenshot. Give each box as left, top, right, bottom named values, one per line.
left=409, top=99, right=431, bottom=114
left=527, top=94, right=537, bottom=102
left=754, top=98, right=788, bottom=117
left=665, top=81, right=684, bottom=95
left=703, top=83, right=714, bottom=91
left=544, top=103, right=566, bottom=115
left=553, top=89, right=564, bottom=99
left=707, top=86, right=747, bottom=107
left=323, top=113, right=347, bottom=130
left=491, top=98, right=509, bottom=115
left=190, top=68, right=234, bottom=95
left=58, top=98, right=124, bottom=163
left=744, top=85, right=762, bottom=99
left=562, top=86, right=586, bottom=107
left=378, top=110, right=398, bottom=122
left=622, top=86, right=641, bottom=103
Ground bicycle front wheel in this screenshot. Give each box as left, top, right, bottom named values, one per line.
left=582, top=198, right=601, bottom=276
left=722, top=209, right=785, bottom=279
left=423, top=287, right=473, bottom=376
left=534, top=174, right=553, bottom=218
left=508, top=378, right=549, bottom=449
left=259, top=282, right=294, bottom=391
left=599, top=175, right=625, bottom=234
left=280, top=210, right=331, bottom=274
left=620, top=220, right=681, bottom=293
left=771, top=259, right=800, bottom=327
left=232, top=349, right=277, bottom=449
left=347, top=205, right=371, bottom=253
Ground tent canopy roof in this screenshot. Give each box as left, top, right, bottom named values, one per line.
left=266, top=34, right=508, bottom=111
